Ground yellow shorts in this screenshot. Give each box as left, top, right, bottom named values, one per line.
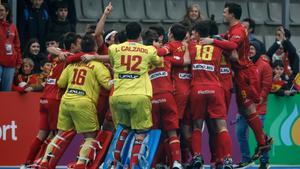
left=57, top=98, right=99, bottom=133
left=110, top=95, right=152, bottom=130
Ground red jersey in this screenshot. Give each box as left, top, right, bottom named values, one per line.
left=149, top=58, right=174, bottom=95
left=158, top=41, right=191, bottom=93
left=41, top=57, right=66, bottom=100
left=255, top=56, right=272, bottom=115
left=0, top=21, right=22, bottom=68
left=219, top=54, right=233, bottom=89
left=222, top=22, right=252, bottom=69
left=189, top=43, right=223, bottom=86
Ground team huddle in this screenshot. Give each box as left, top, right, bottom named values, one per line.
left=21, top=2, right=273, bottom=169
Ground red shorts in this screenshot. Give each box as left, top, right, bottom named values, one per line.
left=235, top=65, right=260, bottom=108
left=39, top=99, right=60, bottom=130
left=174, top=91, right=190, bottom=120
left=97, top=93, right=110, bottom=125
left=224, top=87, right=231, bottom=114
left=190, top=85, right=226, bottom=120
left=151, top=92, right=179, bottom=131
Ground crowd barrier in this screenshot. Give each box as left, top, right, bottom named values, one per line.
left=0, top=92, right=299, bottom=165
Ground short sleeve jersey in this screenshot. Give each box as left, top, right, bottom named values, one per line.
left=189, top=43, right=223, bottom=86
left=57, top=60, right=111, bottom=105
left=108, top=41, right=162, bottom=97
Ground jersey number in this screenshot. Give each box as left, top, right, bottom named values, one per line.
left=121, top=55, right=142, bottom=71
left=72, top=69, right=87, bottom=85
left=195, top=45, right=214, bottom=61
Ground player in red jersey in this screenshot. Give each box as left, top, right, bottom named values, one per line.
left=200, top=3, right=273, bottom=163
left=21, top=32, right=81, bottom=168
left=236, top=41, right=272, bottom=168
left=144, top=29, right=191, bottom=169
left=156, top=24, right=193, bottom=166
left=189, top=20, right=233, bottom=169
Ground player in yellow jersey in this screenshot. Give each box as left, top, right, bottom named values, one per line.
left=108, top=22, right=162, bottom=168
left=39, top=35, right=111, bottom=169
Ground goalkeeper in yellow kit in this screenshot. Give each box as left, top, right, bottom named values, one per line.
left=108, top=22, right=162, bottom=168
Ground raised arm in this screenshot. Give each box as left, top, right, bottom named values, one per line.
left=95, top=2, right=113, bottom=47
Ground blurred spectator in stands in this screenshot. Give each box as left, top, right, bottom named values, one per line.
left=12, top=58, right=47, bottom=93
left=242, top=18, right=266, bottom=54
left=47, top=1, right=75, bottom=39
left=23, top=38, right=48, bottom=74
left=19, top=0, right=50, bottom=52
left=267, top=26, right=300, bottom=80
left=271, top=60, right=296, bottom=96
left=0, top=3, right=22, bottom=91
left=46, top=0, right=76, bottom=26
left=149, top=25, right=167, bottom=45
left=181, top=4, right=204, bottom=31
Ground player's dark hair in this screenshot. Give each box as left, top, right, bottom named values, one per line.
left=170, top=23, right=187, bottom=41
left=63, top=32, right=81, bottom=50
left=243, top=18, right=256, bottom=33
left=224, top=2, right=242, bottom=20
left=272, top=60, right=284, bottom=68
left=143, top=29, right=159, bottom=46
left=193, top=20, right=211, bottom=38
left=55, top=1, right=68, bottom=10
left=81, top=35, right=96, bottom=52
left=115, top=30, right=128, bottom=43
left=126, top=22, right=142, bottom=40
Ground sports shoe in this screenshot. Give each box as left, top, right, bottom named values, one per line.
left=172, top=160, right=183, bottom=169
left=259, top=162, right=270, bottom=169
left=223, top=157, right=234, bottom=169
left=191, top=155, right=204, bottom=168
left=252, top=136, right=273, bottom=161
left=235, top=160, right=254, bottom=168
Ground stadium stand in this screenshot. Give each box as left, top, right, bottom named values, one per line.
left=248, top=1, right=269, bottom=25
left=266, top=1, right=282, bottom=25
left=72, top=0, right=300, bottom=51
left=207, top=0, right=225, bottom=23
left=164, top=0, right=187, bottom=23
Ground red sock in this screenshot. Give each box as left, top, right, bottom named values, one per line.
left=217, top=131, right=232, bottom=158
left=163, top=138, right=171, bottom=166
left=130, top=137, right=144, bottom=167
left=35, top=138, right=51, bottom=161
left=186, top=136, right=192, bottom=152
left=114, top=130, right=128, bottom=162
left=169, top=136, right=181, bottom=162
left=152, top=139, right=164, bottom=167
left=191, top=129, right=202, bottom=155
left=209, top=134, right=216, bottom=163
left=25, top=137, right=43, bottom=164
left=246, top=113, right=266, bottom=145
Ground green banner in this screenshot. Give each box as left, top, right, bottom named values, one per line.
left=250, top=94, right=300, bottom=164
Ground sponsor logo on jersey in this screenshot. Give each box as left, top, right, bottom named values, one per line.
left=198, top=90, right=215, bottom=94
left=67, top=88, right=86, bottom=96
left=192, top=64, right=215, bottom=71
left=46, top=78, right=56, bottom=85
left=220, top=67, right=231, bottom=74
left=149, top=71, right=168, bottom=80
left=151, top=98, right=167, bottom=104
left=179, top=73, right=192, bottom=79
left=119, top=74, right=140, bottom=79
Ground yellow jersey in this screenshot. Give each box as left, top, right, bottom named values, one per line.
left=109, top=41, right=162, bottom=97
left=57, top=61, right=111, bottom=105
